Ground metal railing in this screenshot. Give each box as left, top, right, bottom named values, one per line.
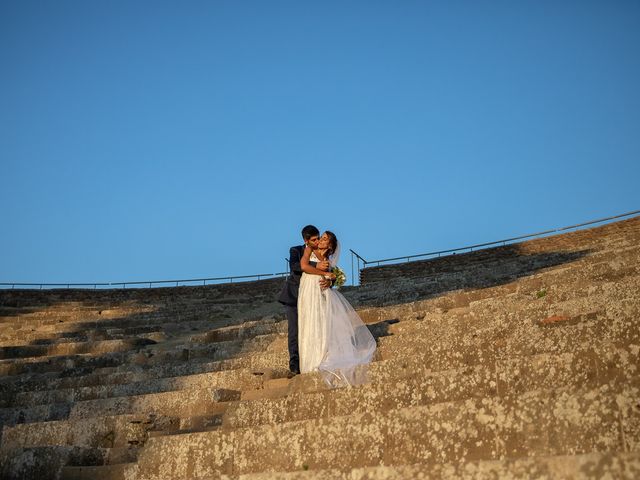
left=3, top=209, right=637, bottom=290
left=349, top=209, right=640, bottom=285
left=350, top=249, right=367, bottom=287
left=0, top=272, right=288, bottom=290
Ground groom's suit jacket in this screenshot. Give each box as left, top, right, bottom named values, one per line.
left=277, top=245, right=318, bottom=306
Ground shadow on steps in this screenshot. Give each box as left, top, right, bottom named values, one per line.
left=350, top=247, right=594, bottom=308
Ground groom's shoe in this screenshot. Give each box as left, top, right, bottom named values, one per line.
left=287, top=369, right=300, bottom=379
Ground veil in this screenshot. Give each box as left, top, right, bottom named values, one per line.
left=316, top=237, right=376, bottom=388
left=329, top=240, right=341, bottom=268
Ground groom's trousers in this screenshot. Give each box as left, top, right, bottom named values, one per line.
left=284, top=304, right=300, bottom=373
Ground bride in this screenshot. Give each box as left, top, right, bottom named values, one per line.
left=298, top=231, right=377, bottom=387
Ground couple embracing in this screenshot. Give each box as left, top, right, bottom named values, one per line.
left=278, top=225, right=376, bottom=387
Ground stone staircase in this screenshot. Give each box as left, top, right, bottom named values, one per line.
left=0, top=217, right=639, bottom=479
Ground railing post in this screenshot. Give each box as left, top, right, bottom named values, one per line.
left=351, top=252, right=354, bottom=286
left=349, top=249, right=368, bottom=287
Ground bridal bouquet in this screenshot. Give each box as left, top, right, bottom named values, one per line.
left=332, top=266, right=347, bottom=288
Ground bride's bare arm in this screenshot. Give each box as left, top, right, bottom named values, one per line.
left=301, top=246, right=336, bottom=278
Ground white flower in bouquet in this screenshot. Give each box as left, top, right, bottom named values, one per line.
left=332, top=266, right=347, bottom=288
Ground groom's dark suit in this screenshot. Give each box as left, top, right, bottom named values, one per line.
left=278, top=245, right=317, bottom=373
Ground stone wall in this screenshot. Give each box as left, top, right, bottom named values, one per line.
left=360, top=217, right=637, bottom=284
left=0, top=277, right=285, bottom=310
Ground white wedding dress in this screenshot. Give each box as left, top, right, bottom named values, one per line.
left=298, top=251, right=376, bottom=387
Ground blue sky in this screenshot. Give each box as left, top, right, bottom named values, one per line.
left=1, top=1, right=639, bottom=285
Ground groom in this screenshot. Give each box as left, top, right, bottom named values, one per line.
left=278, top=225, right=331, bottom=376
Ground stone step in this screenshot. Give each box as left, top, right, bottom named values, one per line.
left=0, top=319, right=185, bottom=346
left=132, top=380, right=640, bottom=477
left=61, top=463, right=137, bottom=480
left=1, top=445, right=138, bottom=480
left=0, top=319, right=286, bottom=394
left=0, top=314, right=235, bottom=346
left=0, top=306, right=156, bottom=330
left=0, top=386, right=215, bottom=429
left=350, top=244, right=639, bottom=308
left=354, top=258, right=639, bottom=321
left=0, top=300, right=277, bottom=339
left=0, top=319, right=286, bottom=380
left=144, top=415, right=227, bottom=441
left=359, top=259, right=633, bottom=302
left=358, top=219, right=640, bottom=284
left=0, top=342, right=287, bottom=410
left=6, top=337, right=633, bottom=452
left=0, top=330, right=284, bottom=379
left=22, top=287, right=623, bottom=398
left=0, top=364, right=288, bottom=427
left=8, top=362, right=284, bottom=409
left=2, top=231, right=637, bottom=340
left=0, top=350, right=254, bottom=400
left=385, top=286, right=638, bottom=335
left=25, top=342, right=634, bottom=475
left=1, top=413, right=160, bottom=451
left=4, top=341, right=637, bottom=478
left=352, top=289, right=640, bottom=374
left=334, top=273, right=637, bottom=343
left=0, top=307, right=280, bottom=350
left=0, top=240, right=632, bottom=360
left=376, top=310, right=640, bottom=367
left=387, top=284, right=639, bottom=338
left=3, top=288, right=608, bottom=402
left=2, top=242, right=637, bottom=340
left=238, top=451, right=640, bottom=479
left=221, top=342, right=639, bottom=430
left=368, top=280, right=640, bottom=355
left=0, top=337, right=160, bottom=361
left=189, top=317, right=286, bottom=344
left=9, top=279, right=626, bottom=402
left=0, top=316, right=282, bottom=348
left=0, top=294, right=273, bottom=317
left=0, top=445, right=109, bottom=480
left=0, top=304, right=147, bottom=318
left=367, top=234, right=638, bottom=279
